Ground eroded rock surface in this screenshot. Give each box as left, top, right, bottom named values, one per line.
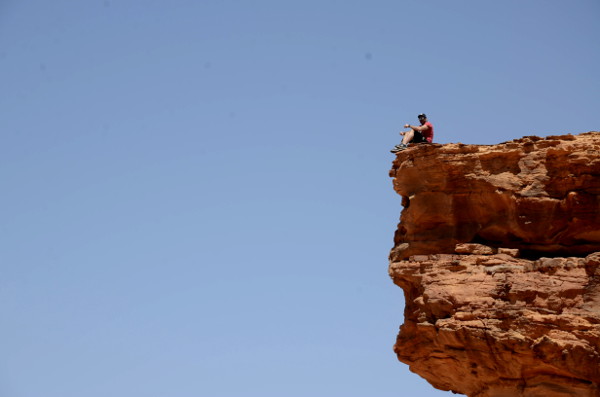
left=389, top=132, right=600, bottom=397
left=389, top=132, right=600, bottom=261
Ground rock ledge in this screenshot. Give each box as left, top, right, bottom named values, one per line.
left=389, top=132, right=600, bottom=397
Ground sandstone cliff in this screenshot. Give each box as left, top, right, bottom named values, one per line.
left=388, top=132, right=600, bottom=397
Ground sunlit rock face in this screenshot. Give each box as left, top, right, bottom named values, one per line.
left=389, top=132, right=600, bottom=261
left=388, top=132, right=600, bottom=397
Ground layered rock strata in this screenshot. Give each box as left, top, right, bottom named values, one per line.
left=389, top=132, right=600, bottom=261
left=389, top=132, right=600, bottom=397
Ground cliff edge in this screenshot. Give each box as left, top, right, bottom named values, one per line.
left=388, top=132, right=600, bottom=397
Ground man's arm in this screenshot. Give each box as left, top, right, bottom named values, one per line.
left=404, top=123, right=430, bottom=132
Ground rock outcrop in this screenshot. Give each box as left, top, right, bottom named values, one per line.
left=389, top=132, right=600, bottom=397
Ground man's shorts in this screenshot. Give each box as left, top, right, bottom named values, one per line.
left=412, top=130, right=427, bottom=143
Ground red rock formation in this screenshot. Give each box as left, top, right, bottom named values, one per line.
left=389, top=132, right=600, bottom=261
left=389, top=132, right=600, bottom=397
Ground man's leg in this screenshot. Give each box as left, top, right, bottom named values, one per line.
left=391, top=129, right=417, bottom=153
left=402, top=129, right=415, bottom=144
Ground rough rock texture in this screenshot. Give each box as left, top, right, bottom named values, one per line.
left=389, top=132, right=600, bottom=397
left=389, top=132, right=600, bottom=261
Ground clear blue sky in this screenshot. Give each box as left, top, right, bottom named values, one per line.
left=1, top=1, right=598, bottom=396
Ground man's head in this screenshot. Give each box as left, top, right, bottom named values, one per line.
left=418, top=113, right=427, bottom=124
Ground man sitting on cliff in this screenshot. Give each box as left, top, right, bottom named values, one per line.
left=391, top=113, right=434, bottom=153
